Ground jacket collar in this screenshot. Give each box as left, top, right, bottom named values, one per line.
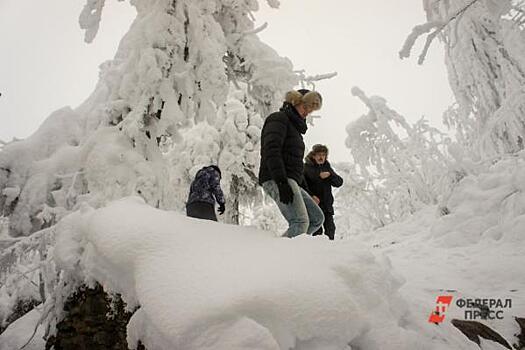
left=280, top=102, right=307, bottom=134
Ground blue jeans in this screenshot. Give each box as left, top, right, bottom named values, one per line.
left=262, top=179, right=325, bottom=238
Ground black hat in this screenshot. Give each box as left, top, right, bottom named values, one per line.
left=297, top=89, right=310, bottom=95
left=208, top=165, right=221, bottom=177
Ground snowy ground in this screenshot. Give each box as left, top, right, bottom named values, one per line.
left=351, top=153, right=525, bottom=349
left=1, top=155, right=524, bottom=349
left=52, top=196, right=441, bottom=350
left=356, top=206, right=524, bottom=349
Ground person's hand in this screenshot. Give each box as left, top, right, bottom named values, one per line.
left=312, top=195, right=320, bottom=205
left=218, top=203, right=225, bottom=215
left=320, top=171, right=331, bottom=179
left=277, top=181, right=294, bottom=204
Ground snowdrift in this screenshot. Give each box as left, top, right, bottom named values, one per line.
left=53, top=196, right=444, bottom=350
left=355, top=152, right=525, bottom=349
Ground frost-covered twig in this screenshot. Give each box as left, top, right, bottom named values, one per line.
left=400, top=0, right=480, bottom=64
left=64, top=170, right=83, bottom=208
left=399, top=21, right=443, bottom=60
left=302, top=72, right=338, bottom=86
left=243, top=22, right=268, bottom=36
left=242, top=164, right=258, bottom=183
left=295, top=70, right=337, bottom=90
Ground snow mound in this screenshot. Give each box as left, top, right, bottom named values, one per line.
left=432, top=152, right=525, bottom=247
left=350, top=152, right=525, bottom=350
left=53, top=196, right=442, bottom=350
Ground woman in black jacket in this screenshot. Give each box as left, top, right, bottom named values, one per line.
left=303, top=144, right=343, bottom=240
left=258, top=89, right=325, bottom=238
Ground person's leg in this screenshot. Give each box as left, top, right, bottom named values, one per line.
left=299, top=188, right=325, bottom=235
left=262, top=179, right=309, bottom=237
left=186, top=202, right=218, bottom=221
left=323, top=214, right=335, bottom=240
left=312, top=226, right=323, bottom=236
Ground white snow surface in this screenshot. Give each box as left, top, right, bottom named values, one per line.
left=6, top=151, right=525, bottom=350
left=0, top=308, right=44, bottom=350
left=53, top=196, right=460, bottom=350
left=5, top=147, right=525, bottom=350
left=353, top=152, right=525, bottom=349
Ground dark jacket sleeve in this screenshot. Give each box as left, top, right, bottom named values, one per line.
left=327, top=163, right=343, bottom=188
left=210, top=170, right=225, bottom=205
left=261, top=114, right=288, bottom=183
left=303, top=163, right=322, bottom=186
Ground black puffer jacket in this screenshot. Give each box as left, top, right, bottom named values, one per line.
left=303, top=158, right=343, bottom=214
left=258, top=102, right=308, bottom=185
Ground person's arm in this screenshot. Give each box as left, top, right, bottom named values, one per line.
left=327, top=163, right=343, bottom=188
left=304, top=163, right=322, bottom=185
left=261, top=115, right=288, bottom=183
left=303, top=165, right=321, bottom=204
left=210, top=171, right=225, bottom=205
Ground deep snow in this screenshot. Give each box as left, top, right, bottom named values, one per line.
left=3, top=152, right=525, bottom=349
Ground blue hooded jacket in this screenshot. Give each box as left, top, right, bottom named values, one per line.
left=186, top=166, right=225, bottom=206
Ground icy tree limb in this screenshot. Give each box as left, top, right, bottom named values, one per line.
left=399, top=21, right=442, bottom=60
left=417, top=27, right=442, bottom=65
left=79, top=0, right=106, bottom=43
left=303, top=72, right=338, bottom=83
left=351, top=86, right=372, bottom=110
left=242, top=163, right=259, bottom=183
left=400, top=0, right=481, bottom=64
left=243, top=22, right=268, bottom=36
left=295, top=71, right=337, bottom=90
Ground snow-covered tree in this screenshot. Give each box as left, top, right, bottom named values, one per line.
left=401, top=0, right=525, bottom=158
left=343, top=87, right=451, bottom=225
left=214, top=84, right=263, bottom=223
left=335, top=162, right=391, bottom=235
left=0, top=0, right=299, bottom=334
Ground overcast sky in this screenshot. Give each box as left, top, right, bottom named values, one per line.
left=0, top=0, right=454, bottom=162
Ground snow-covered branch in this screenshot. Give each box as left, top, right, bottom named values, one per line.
left=400, top=0, right=480, bottom=64
left=302, top=72, right=338, bottom=83
left=243, top=22, right=268, bottom=36
left=295, top=70, right=337, bottom=90
left=344, top=87, right=452, bottom=223
left=79, top=0, right=106, bottom=43
left=399, top=21, right=443, bottom=61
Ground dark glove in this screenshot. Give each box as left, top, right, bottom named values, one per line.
left=277, top=181, right=294, bottom=204
left=218, top=203, right=225, bottom=215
